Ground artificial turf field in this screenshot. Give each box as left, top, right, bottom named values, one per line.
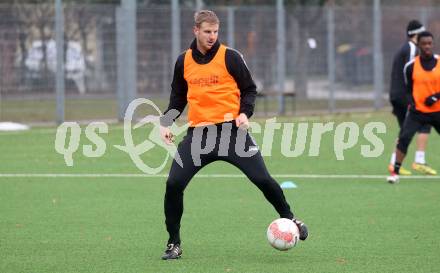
left=1, top=112, right=440, bottom=273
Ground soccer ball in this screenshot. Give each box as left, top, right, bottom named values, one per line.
left=266, top=218, right=300, bottom=251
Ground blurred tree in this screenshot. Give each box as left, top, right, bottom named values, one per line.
left=11, top=1, right=32, bottom=85
left=64, top=2, right=98, bottom=93
left=13, top=0, right=54, bottom=91
left=284, top=0, right=327, bottom=99
left=11, top=0, right=120, bottom=3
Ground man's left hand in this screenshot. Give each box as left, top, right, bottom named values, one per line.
left=235, top=113, right=249, bottom=129
left=424, top=93, right=440, bottom=107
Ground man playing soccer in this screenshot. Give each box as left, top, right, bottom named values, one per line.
left=388, top=31, right=440, bottom=184
left=388, top=20, right=436, bottom=175
left=159, top=10, right=308, bottom=260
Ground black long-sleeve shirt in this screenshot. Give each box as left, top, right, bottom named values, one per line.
left=161, top=39, right=257, bottom=127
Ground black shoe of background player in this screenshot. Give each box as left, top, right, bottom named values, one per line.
left=292, top=218, right=309, bottom=241
left=161, top=243, right=182, bottom=260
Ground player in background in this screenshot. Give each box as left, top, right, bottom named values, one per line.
left=388, top=31, right=440, bottom=183
left=158, top=10, right=308, bottom=260
left=388, top=20, right=437, bottom=175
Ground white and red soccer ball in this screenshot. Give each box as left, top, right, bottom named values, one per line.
left=266, top=218, right=300, bottom=251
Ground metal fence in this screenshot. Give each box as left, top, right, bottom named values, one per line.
left=1, top=1, right=440, bottom=123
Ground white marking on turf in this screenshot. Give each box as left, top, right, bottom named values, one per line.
left=0, top=173, right=439, bottom=179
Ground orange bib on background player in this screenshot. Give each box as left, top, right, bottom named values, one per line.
left=412, top=56, right=440, bottom=113
left=184, top=44, right=240, bottom=127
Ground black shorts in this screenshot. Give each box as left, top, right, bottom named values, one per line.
left=391, top=100, right=431, bottom=133
left=397, top=110, right=440, bottom=153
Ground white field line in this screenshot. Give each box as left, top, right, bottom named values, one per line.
left=0, top=173, right=439, bottom=179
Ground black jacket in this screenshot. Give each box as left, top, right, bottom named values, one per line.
left=390, top=41, right=418, bottom=104
left=161, top=39, right=257, bottom=127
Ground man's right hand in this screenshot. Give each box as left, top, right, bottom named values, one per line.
left=160, top=126, right=174, bottom=145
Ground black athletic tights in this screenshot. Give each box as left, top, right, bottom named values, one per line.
left=164, top=121, right=294, bottom=244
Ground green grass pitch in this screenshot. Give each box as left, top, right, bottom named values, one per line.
left=1, top=112, right=440, bottom=273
